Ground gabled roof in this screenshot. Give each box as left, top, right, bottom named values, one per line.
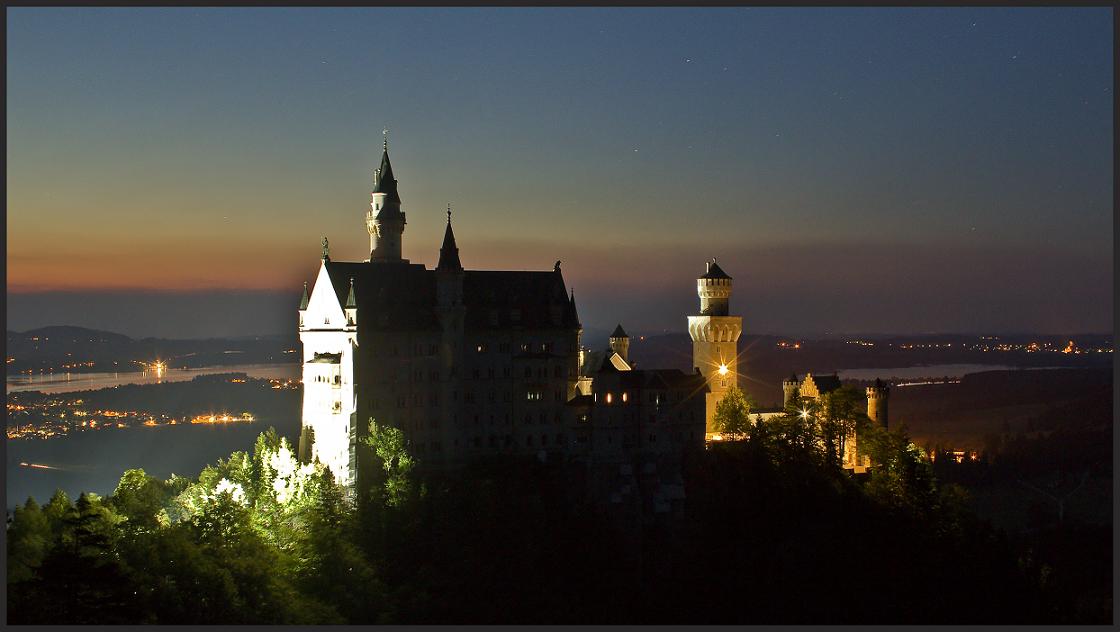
left=804, top=373, right=842, bottom=395
left=610, top=324, right=628, bottom=339
left=701, top=260, right=732, bottom=280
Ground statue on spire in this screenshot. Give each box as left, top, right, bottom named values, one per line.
left=382, top=127, right=389, bottom=151
left=321, top=236, right=330, bottom=260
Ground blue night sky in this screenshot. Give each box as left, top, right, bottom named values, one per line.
left=6, top=7, right=1113, bottom=338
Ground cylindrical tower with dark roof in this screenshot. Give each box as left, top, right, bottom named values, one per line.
left=687, top=258, right=743, bottom=436
left=866, top=378, right=889, bottom=428
left=609, top=324, right=630, bottom=363
left=367, top=139, right=407, bottom=262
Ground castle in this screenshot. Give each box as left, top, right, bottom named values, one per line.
left=297, top=143, right=887, bottom=486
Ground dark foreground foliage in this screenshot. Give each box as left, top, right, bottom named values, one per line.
left=7, top=412, right=1102, bottom=624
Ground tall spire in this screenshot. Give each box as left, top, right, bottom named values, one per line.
left=345, top=278, right=357, bottom=308
left=372, top=146, right=401, bottom=205
left=437, top=204, right=462, bottom=272
left=299, top=281, right=309, bottom=310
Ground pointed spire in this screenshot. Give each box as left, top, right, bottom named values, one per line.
left=299, top=281, right=309, bottom=310
left=345, top=278, right=357, bottom=308
left=610, top=324, right=628, bottom=339
left=437, top=205, right=462, bottom=272
left=566, top=286, right=581, bottom=328
left=372, top=138, right=401, bottom=205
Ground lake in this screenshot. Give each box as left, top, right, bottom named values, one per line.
left=835, top=363, right=1022, bottom=381
left=6, top=362, right=301, bottom=395
left=7, top=416, right=302, bottom=510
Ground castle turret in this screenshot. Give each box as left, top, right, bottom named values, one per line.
left=866, top=378, right=889, bottom=428
left=609, top=324, right=630, bottom=363
left=344, top=278, right=357, bottom=328
left=687, top=258, right=743, bottom=436
left=367, top=137, right=407, bottom=262
left=298, top=281, right=309, bottom=328
left=782, top=372, right=800, bottom=407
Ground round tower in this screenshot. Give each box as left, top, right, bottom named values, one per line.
left=687, top=258, right=743, bottom=436
left=866, top=378, right=889, bottom=428
left=367, top=136, right=407, bottom=262
left=697, top=259, right=732, bottom=316
left=609, top=324, right=630, bottom=363
left=782, top=372, right=800, bottom=407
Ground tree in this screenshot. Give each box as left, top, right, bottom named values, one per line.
left=7, top=497, right=50, bottom=583
left=819, top=385, right=864, bottom=469
left=712, top=387, right=756, bottom=439
left=363, top=419, right=415, bottom=508
left=110, top=468, right=168, bottom=532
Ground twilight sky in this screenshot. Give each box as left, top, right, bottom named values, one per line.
left=6, top=7, right=1113, bottom=338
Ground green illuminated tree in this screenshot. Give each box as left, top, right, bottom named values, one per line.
left=110, top=468, right=169, bottom=532
left=363, top=418, right=415, bottom=508
left=712, top=386, right=756, bottom=439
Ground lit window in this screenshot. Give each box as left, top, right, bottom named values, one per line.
left=606, top=393, right=613, bottom=404
left=622, top=392, right=628, bottom=403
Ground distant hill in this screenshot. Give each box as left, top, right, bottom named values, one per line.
left=6, top=326, right=299, bottom=374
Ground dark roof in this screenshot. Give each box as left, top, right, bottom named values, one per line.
left=701, top=260, right=732, bottom=280
left=610, top=324, right=628, bottom=339
left=372, top=148, right=402, bottom=204
left=786, top=372, right=798, bottom=383
left=310, top=352, right=341, bottom=364
left=436, top=219, right=462, bottom=272
left=566, top=289, right=581, bottom=329
left=320, top=261, right=578, bottom=332
left=462, top=270, right=576, bottom=330
left=299, top=282, right=309, bottom=310
left=805, top=373, right=842, bottom=394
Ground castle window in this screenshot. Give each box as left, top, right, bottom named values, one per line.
left=520, top=343, right=530, bottom=352
left=622, top=392, right=628, bottom=403
left=488, top=368, right=495, bottom=379
left=541, top=342, right=552, bottom=353
left=472, top=368, right=480, bottom=379
left=605, top=393, right=613, bottom=404
left=489, top=310, right=500, bottom=326
left=555, top=391, right=563, bottom=402
left=476, top=343, right=487, bottom=353
left=524, top=367, right=532, bottom=378
left=556, top=433, right=564, bottom=445
left=504, top=367, right=511, bottom=378
left=510, top=309, right=522, bottom=322
left=473, top=436, right=481, bottom=448
left=429, top=344, right=437, bottom=356
left=526, top=435, right=533, bottom=446
left=554, top=365, right=564, bottom=378
left=504, top=391, right=512, bottom=403
left=489, top=391, right=496, bottom=403
left=489, top=435, right=497, bottom=447
left=541, top=434, right=548, bottom=446
left=415, top=370, right=423, bottom=382
left=332, top=401, right=341, bottom=413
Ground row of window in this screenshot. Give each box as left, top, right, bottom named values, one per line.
left=371, top=340, right=568, bottom=358
left=373, top=389, right=568, bottom=408
left=594, top=391, right=686, bottom=405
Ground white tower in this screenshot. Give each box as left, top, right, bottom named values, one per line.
left=687, top=259, right=743, bottom=436
left=366, top=135, right=407, bottom=262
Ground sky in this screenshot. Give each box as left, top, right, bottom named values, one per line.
left=6, top=7, right=1114, bottom=338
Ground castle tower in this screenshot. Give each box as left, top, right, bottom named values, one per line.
left=687, top=259, right=743, bottom=435
left=609, top=324, right=630, bottom=363
left=782, top=372, right=800, bottom=407
left=367, top=137, right=407, bottom=262
left=435, top=208, right=466, bottom=454
left=866, top=378, right=889, bottom=428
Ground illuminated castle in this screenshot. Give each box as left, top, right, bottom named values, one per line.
left=296, top=142, right=705, bottom=486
